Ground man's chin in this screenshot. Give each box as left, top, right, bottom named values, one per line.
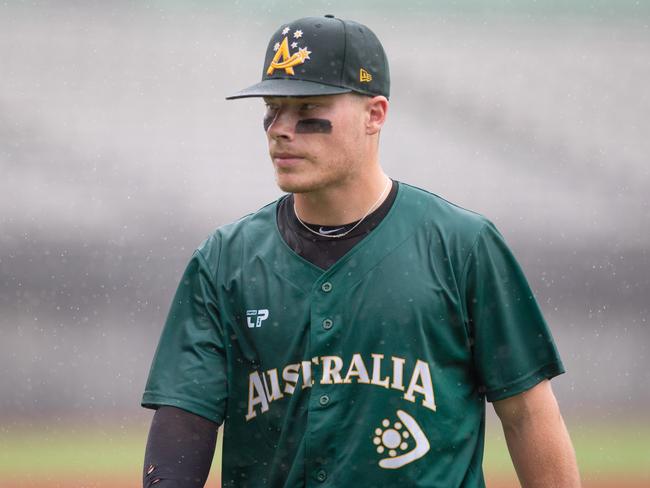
left=275, top=175, right=318, bottom=194
left=276, top=182, right=311, bottom=194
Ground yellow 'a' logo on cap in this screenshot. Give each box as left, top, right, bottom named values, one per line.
left=360, top=68, right=373, bottom=83
left=267, top=37, right=312, bottom=76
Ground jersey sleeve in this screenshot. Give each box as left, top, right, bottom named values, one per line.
left=461, top=220, right=565, bottom=402
left=141, top=246, right=227, bottom=424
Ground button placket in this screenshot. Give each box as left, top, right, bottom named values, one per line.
left=307, top=278, right=338, bottom=486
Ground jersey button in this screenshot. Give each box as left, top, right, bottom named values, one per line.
left=316, top=469, right=328, bottom=482
left=322, top=318, right=333, bottom=330
left=321, top=281, right=333, bottom=292
left=319, top=394, right=330, bottom=406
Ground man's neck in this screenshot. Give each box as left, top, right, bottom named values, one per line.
left=293, top=169, right=391, bottom=226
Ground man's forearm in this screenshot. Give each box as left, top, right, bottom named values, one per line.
left=494, top=380, right=581, bottom=488
left=503, top=408, right=580, bottom=487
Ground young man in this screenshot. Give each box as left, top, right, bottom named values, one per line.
left=142, top=15, right=581, bottom=487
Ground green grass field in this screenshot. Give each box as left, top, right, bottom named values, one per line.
left=1, top=418, right=648, bottom=486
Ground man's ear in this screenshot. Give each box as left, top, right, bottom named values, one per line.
left=365, top=96, right=388, bottom=135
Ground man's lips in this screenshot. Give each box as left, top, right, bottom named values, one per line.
left=272, top=153, right=304, bottom=166
left=273, top=152, right=302, bottom=159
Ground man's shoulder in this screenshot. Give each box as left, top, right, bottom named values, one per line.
left=195, top=197, right=281, bottom=262
left=398, top=181, right=490, bottom=237
left=214, top=198, right=280, bottom=239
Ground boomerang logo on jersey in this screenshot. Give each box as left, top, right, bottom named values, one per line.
left=373, top=410, right=430, bottom=469
left=266, top=26, right=312, bottom=75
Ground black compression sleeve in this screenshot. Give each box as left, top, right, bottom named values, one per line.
left=143, top=406, right=219, bottom=488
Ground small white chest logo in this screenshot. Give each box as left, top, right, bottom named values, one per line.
left=246, top=309, right=269, bottom=328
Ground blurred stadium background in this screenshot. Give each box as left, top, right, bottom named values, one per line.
left=1, top=1, right=649, bottom=486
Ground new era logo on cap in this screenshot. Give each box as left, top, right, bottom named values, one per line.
left=226, top=15, right=390, bottom=100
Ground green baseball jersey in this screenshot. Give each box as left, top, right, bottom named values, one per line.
left=142, top=182, right=565, bottom=487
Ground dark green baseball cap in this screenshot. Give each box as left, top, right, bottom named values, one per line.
left=226, top=15, right=390, bottom=100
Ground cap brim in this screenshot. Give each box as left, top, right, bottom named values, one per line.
left=226, top=78, right=352, bottom=100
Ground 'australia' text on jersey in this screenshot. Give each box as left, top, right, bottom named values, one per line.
left=246, top=353, right=436, bottom=420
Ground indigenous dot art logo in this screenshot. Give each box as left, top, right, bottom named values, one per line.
left=373, top=409, right=430, bottom=469
left=267, top=26, right=312, bottom=75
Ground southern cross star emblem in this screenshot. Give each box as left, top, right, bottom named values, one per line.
left=266, top=26, right=312, bottom=75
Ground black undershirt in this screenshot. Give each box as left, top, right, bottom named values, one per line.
left=143, top=181, right=399, bottom=487
left=276, top=179, right=399, bottom=270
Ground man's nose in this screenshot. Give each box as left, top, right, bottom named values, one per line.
left=266, top=108, right=296, bottom=139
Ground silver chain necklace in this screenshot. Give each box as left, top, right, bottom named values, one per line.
left=293, top=178, right=392, bottom=239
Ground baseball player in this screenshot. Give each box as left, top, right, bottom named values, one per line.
left=141, top=15, right=581, bottom=487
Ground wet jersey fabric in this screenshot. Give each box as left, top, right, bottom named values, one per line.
left=142, top=182, right=565, bottom=487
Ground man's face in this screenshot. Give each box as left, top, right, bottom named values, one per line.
left=263, top=93, right=369, bottom=194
